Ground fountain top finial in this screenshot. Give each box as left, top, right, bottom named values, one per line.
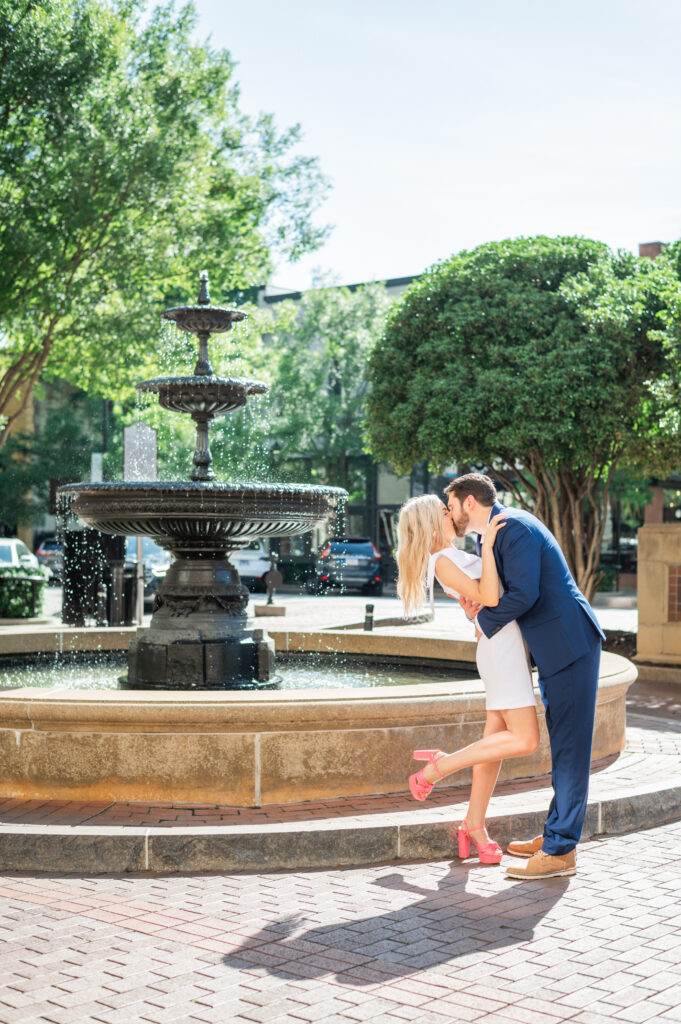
left=197, top=270, right=210, bottom=305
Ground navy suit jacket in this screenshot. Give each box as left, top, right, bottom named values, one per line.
left=476, top=502, right=604, bottom=678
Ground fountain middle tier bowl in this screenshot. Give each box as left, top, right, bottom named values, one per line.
left=160, top=304, right=246, bottom=334
left=137, top=375, right=268, bottom=416
left=60, top=481, right=347, bottom=553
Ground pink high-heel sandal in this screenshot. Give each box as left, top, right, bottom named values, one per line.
left=409, top=749, right=447, bottom=801
left=457, top=821, right=503, bottom=864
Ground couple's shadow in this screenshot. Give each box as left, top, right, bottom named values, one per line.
left=222, top=862, right=569, bottom=982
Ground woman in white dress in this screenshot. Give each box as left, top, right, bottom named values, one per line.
left=396, top=493, right=539, bottom=864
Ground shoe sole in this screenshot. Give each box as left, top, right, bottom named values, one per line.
left=505, top=867, right=576, bottom=879
left=506, top=849, right=535, bottom=859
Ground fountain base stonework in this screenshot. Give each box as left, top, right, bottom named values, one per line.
left=126, top=558, right=275, bottom=690
left=0, top=645, right=636, bottom=806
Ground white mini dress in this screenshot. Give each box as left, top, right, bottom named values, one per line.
left=427, top=547, right=536, bottom=711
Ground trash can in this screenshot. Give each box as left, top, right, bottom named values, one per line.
left=105, top=559, right=137, bottom=627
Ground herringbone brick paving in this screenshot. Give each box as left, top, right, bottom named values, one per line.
left=1, top=820, right=681, bottom=1023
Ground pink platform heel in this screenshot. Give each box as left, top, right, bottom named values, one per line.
left=409, top=749, right=447, bottom=801
left=457, top=821, right=503, bottom=864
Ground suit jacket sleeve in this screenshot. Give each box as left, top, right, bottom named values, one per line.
left=477, top=520, right=541, bottom=638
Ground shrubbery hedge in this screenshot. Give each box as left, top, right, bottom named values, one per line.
left=0, top=566, right=49, bottom=618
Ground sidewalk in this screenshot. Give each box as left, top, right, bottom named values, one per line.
left=1, top=821, right=681, bottom=1024
left=3, top=590, right=680, bottom=1024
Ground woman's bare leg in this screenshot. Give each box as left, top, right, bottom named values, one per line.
left=422, top=705, right=539, bottom=784
left=464, top=711, right=505, bottom=842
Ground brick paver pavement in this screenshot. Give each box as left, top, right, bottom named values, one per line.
left=1, top=819, right=681, bottom=1024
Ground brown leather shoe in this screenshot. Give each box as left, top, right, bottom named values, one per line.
left=506, top=835, right=544, bottom=858
left=506, top=849, right=576, bottom=880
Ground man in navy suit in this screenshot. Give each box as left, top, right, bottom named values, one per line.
left=446, top=472, right=604, bottom=880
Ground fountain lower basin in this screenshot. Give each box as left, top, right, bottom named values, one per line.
left=0, top=633, right=635, bottom=806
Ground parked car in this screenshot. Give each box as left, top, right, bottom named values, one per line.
left=35, top=537, right=63, bottom=582
left=307, top=537, right=383, bottom=595
left=229, top=539, right=271, bottom=592
left=0, top=537, right=40, bottom=572
left=125, top=536, right=173, bottom=608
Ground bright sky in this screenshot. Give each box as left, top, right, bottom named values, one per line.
left=193, top=0, right=681, bottom=291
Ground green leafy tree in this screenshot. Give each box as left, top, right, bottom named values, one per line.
left=0, top=0, right=328, bottom=445
left=268, top=280, right=393, bottom=495
left=0, top=397, right=102, bottom=531
left=366, top=236, right=681, bottom=599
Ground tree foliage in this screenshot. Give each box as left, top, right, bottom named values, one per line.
left=0, top=396, right=102, bottom=531
left=268, top=280, right=393, bottom=493
left=366, top=235, right=681, bottom=598
left=0, top=0, right=328, bottom=444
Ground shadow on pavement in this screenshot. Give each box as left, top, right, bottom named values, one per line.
left=222, top=861, right=570, bottom=983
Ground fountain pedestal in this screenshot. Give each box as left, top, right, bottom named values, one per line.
left=125, top=557, right=276, bottom=689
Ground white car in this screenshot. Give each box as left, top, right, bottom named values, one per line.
left=0, top=538, right=40, bottom=572
left=230, top=539, right=271, bottom=592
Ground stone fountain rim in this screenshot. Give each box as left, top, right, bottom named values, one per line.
left=137, top=374, right=268, bottom=392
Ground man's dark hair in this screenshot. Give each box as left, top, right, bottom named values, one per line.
left=444, top=473, right=497, bottom=506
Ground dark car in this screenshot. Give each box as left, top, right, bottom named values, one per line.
left=307, top=537, right=383, bottom=595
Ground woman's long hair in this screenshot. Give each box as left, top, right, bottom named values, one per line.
left=396, top=494, right=446, bottom=616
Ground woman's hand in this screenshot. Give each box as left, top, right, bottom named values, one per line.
left=458, top=595, right=483, bottom=619
left=482, top=512, right=506, bottom=550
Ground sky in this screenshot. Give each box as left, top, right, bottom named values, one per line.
left=192, top=0, right=681, bottom=292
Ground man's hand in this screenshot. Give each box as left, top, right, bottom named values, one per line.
left=458, top=595, right=483, bottom=621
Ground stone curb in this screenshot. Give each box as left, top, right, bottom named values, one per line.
left=634, top=661, right=681, bottom=686
left=0, top=781, right=679, bottom=875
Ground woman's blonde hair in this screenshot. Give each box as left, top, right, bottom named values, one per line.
left=396, top=494, right=446, bottom=616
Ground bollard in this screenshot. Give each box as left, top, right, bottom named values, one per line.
left=364, top=603, right=374, bottom=631
left=96, top=585, right=108, bottom=627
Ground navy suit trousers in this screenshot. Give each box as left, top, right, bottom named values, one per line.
left=538, top=639, right=601, bottom=855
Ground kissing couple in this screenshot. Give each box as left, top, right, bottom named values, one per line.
left=396, top=472, right=604, bottom=880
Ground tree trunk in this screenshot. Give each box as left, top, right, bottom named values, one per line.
left=496, top=458, right=615, bottom=602
left=0, top=316, right=59, bottom=448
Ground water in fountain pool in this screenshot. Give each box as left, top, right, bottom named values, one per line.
left=0, top=652, right=475, bottom=691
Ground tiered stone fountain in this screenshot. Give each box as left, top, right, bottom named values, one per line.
left=60, top=272, right=346, bottom=689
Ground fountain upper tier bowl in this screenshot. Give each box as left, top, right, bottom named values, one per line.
left=60, top=480, right=347, bottom=555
